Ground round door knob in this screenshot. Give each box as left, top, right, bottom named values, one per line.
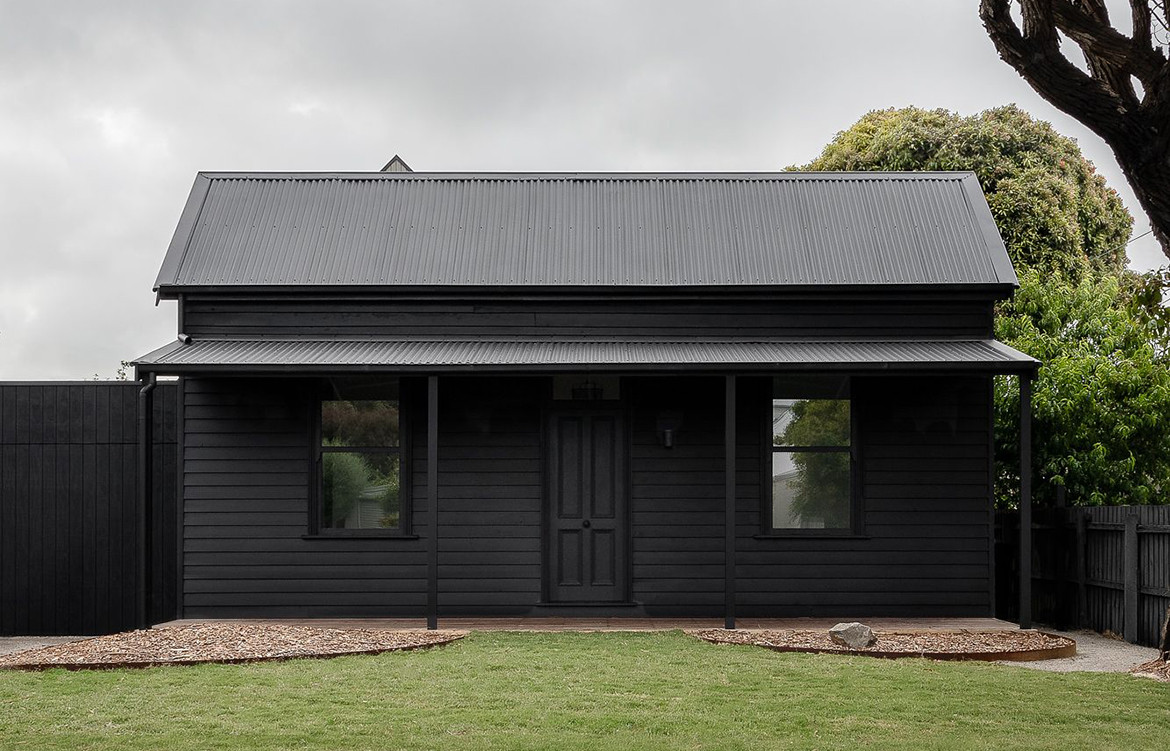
left=582, top=520, right=591, bottom=528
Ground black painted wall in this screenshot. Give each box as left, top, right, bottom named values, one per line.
left=181, top=295, right=994, bottom=340
left=0, top=382, right=178, bottom=636
left=179, top=374, right=992, bottom=619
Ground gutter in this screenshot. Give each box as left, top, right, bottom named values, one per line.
left=138, top=373, right=157, bottom=628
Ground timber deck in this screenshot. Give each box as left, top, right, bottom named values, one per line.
left=154, top=617, right=1019, bottom=632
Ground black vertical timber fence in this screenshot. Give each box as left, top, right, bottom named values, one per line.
left=0, top=382, right=177, bottom=636
left=997, top=506, right=1170, bottom=647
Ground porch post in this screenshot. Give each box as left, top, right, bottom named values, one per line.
left=724, top=375, right=736, bottom=629
left=137, top=373, right=157, bottom=629
left=1019, top=373, right=1033, bottom=629
left=427, top=375, right=439, bottom=630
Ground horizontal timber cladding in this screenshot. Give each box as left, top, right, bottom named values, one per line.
left=181, top=374, right=992, bottom=619
left=182, top=375, right=546, bottom=618
left=182, top=376, right=420, bottom=617
left=180, top=296, right=993, bottom=340
left=627, top=376, right=993, bottom=617
left=0, top=382, right=178, bottom=636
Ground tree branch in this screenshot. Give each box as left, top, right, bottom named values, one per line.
left=1056, top=0, right=1140, bottom=107
left=1132, top=0, right=1152, bottom=51
left=1050, top=1, right=1165, bottom=90
left=980, top=0, right=1129, bottom=138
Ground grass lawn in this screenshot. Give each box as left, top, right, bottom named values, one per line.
left=0, top=630, right=1167, bottom=750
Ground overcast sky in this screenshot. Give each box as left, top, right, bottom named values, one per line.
left=1, top=0, right=1163, bottom=380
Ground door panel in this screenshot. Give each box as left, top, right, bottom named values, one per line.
left=558, top=530, right=582, bottom=586
left=557, top=417, right=583, bottom=519
left=548, top=411, right=626, bottom=603
left=591, top=416, right=616, bottom=519
left=591, top=529, right=615, bottom=586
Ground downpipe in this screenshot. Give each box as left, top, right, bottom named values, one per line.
left=138, top=373, right=157, bottom=628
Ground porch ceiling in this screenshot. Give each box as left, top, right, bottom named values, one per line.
left=132, top=337, right=1038, bottom=375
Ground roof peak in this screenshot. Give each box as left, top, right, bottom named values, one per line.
left=379, top=155, right=413, bottom=173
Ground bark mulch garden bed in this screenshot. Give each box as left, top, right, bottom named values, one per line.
left=0, top=623, right=466, bottom=671
left=689, top=628, right=1076, bottom=661
left=1132, top=658, right=1170, bottom=682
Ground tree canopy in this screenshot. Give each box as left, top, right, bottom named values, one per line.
left=995, top=269, right=1170, bottom=505
left=980, top=1, right=1170, bottom=261
left=801, top=105, right=1170, bottom=506
left=802, top=105, right=1131, bottom=278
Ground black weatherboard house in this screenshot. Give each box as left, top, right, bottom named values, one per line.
left=132, top=167, right=1040, bottom=628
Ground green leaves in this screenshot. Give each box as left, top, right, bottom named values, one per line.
left=803, top=105, right=1170, bottom=507
left=802, top=105, right=1132, bottom=278
left=995, top=271, right=1170, bottom=506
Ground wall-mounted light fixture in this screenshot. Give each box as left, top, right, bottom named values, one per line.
left=657, top=410, right=682, bottom=449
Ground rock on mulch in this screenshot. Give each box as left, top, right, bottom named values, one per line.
left=1132, top=658, right=1170, bottom=682
left=689, top=628, right=1075, bottom=661
left=0, top=623, right=466, bottom=671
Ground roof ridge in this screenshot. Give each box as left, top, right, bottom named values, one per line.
left=197, top=170, right=976, bottom=181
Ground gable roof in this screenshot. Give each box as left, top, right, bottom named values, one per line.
left=380, top=155, right=413, bottom=173
left=154, top=171, right=1017, bottom=294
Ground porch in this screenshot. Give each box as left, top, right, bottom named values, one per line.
left=154, top=616, right=1018, bottom=632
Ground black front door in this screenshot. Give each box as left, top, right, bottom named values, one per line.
left=546, top=410, right=627, bottom=603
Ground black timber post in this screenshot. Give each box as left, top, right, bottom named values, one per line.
left=724, top=375, right=736, bottom=630
left=1124, top=512, right=1139, bottom=643
left=1019, top=374, right=1033, bottom=630
left=427, top=376, right=439, bottom=630
left=987, top=376, right=996, bottom=617
left=137, top=374, right=157, bottom=628
left=1075, top=510, right=1088, bottom=629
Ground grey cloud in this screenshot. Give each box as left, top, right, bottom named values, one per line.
left=0, top=0, right=1162, bottom=379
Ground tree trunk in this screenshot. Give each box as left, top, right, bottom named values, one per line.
left=1111, top=126, right=1170, bottom=260
left=1159, top=604, right=1169, bottom=661
left=978, top=0, right=1170, bottom=262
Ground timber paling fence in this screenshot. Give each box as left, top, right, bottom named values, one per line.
left=0, top=382, right=177, bottom=636
left=997, top=505, right=1170, bottom=647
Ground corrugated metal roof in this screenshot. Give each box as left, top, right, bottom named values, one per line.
left=154, top=172, right=1017, bottom=290
left=133, top=338, right=1037, bottom=373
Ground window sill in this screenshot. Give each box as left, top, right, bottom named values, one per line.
left=753, top=532, right=870, bottom=540
left=302, top=533, right=420, bottom=540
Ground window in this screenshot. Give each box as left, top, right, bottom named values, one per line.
left=767, top=376, right=855, bottom=534
left=315, top=378, right=408, bottom=534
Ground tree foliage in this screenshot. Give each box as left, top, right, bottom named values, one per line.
left=995, top=270, right=1170, bottom=505
left=980, top=1, right=1170, bottom=260
left=802, top=105, right=1170, bottom=506
left=322, top=448, right=401, bottom=528
left=802, top=105, right=1131, bottom=278
left=778, top=399, right=851, bottom=527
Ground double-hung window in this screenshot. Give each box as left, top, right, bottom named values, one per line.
left=767, top=376, right=855, bottom=534
left=315, top=378, right=408, bottom=534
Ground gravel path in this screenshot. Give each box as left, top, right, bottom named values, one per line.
left=995, top=629, right=1160, bottom=673
left=0, top=623, right=465, bottom=670
left=0, top=636, right=87, bottom=657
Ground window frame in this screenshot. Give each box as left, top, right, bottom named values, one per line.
left=308, top=380, right=413, bottom=538
left=758, top=377, right=864, bottom=538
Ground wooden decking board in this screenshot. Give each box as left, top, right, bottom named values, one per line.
left=154, top=616, right=1017, bottom=632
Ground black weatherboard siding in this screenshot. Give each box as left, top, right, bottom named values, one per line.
left=179, top=296, right=995, bottom=340
left=178, top=374, right=990, bottom=618
left=0, top=383, right=177, bottom=636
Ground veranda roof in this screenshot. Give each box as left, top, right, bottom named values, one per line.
left=133, top=337, right=1038, bottom=374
